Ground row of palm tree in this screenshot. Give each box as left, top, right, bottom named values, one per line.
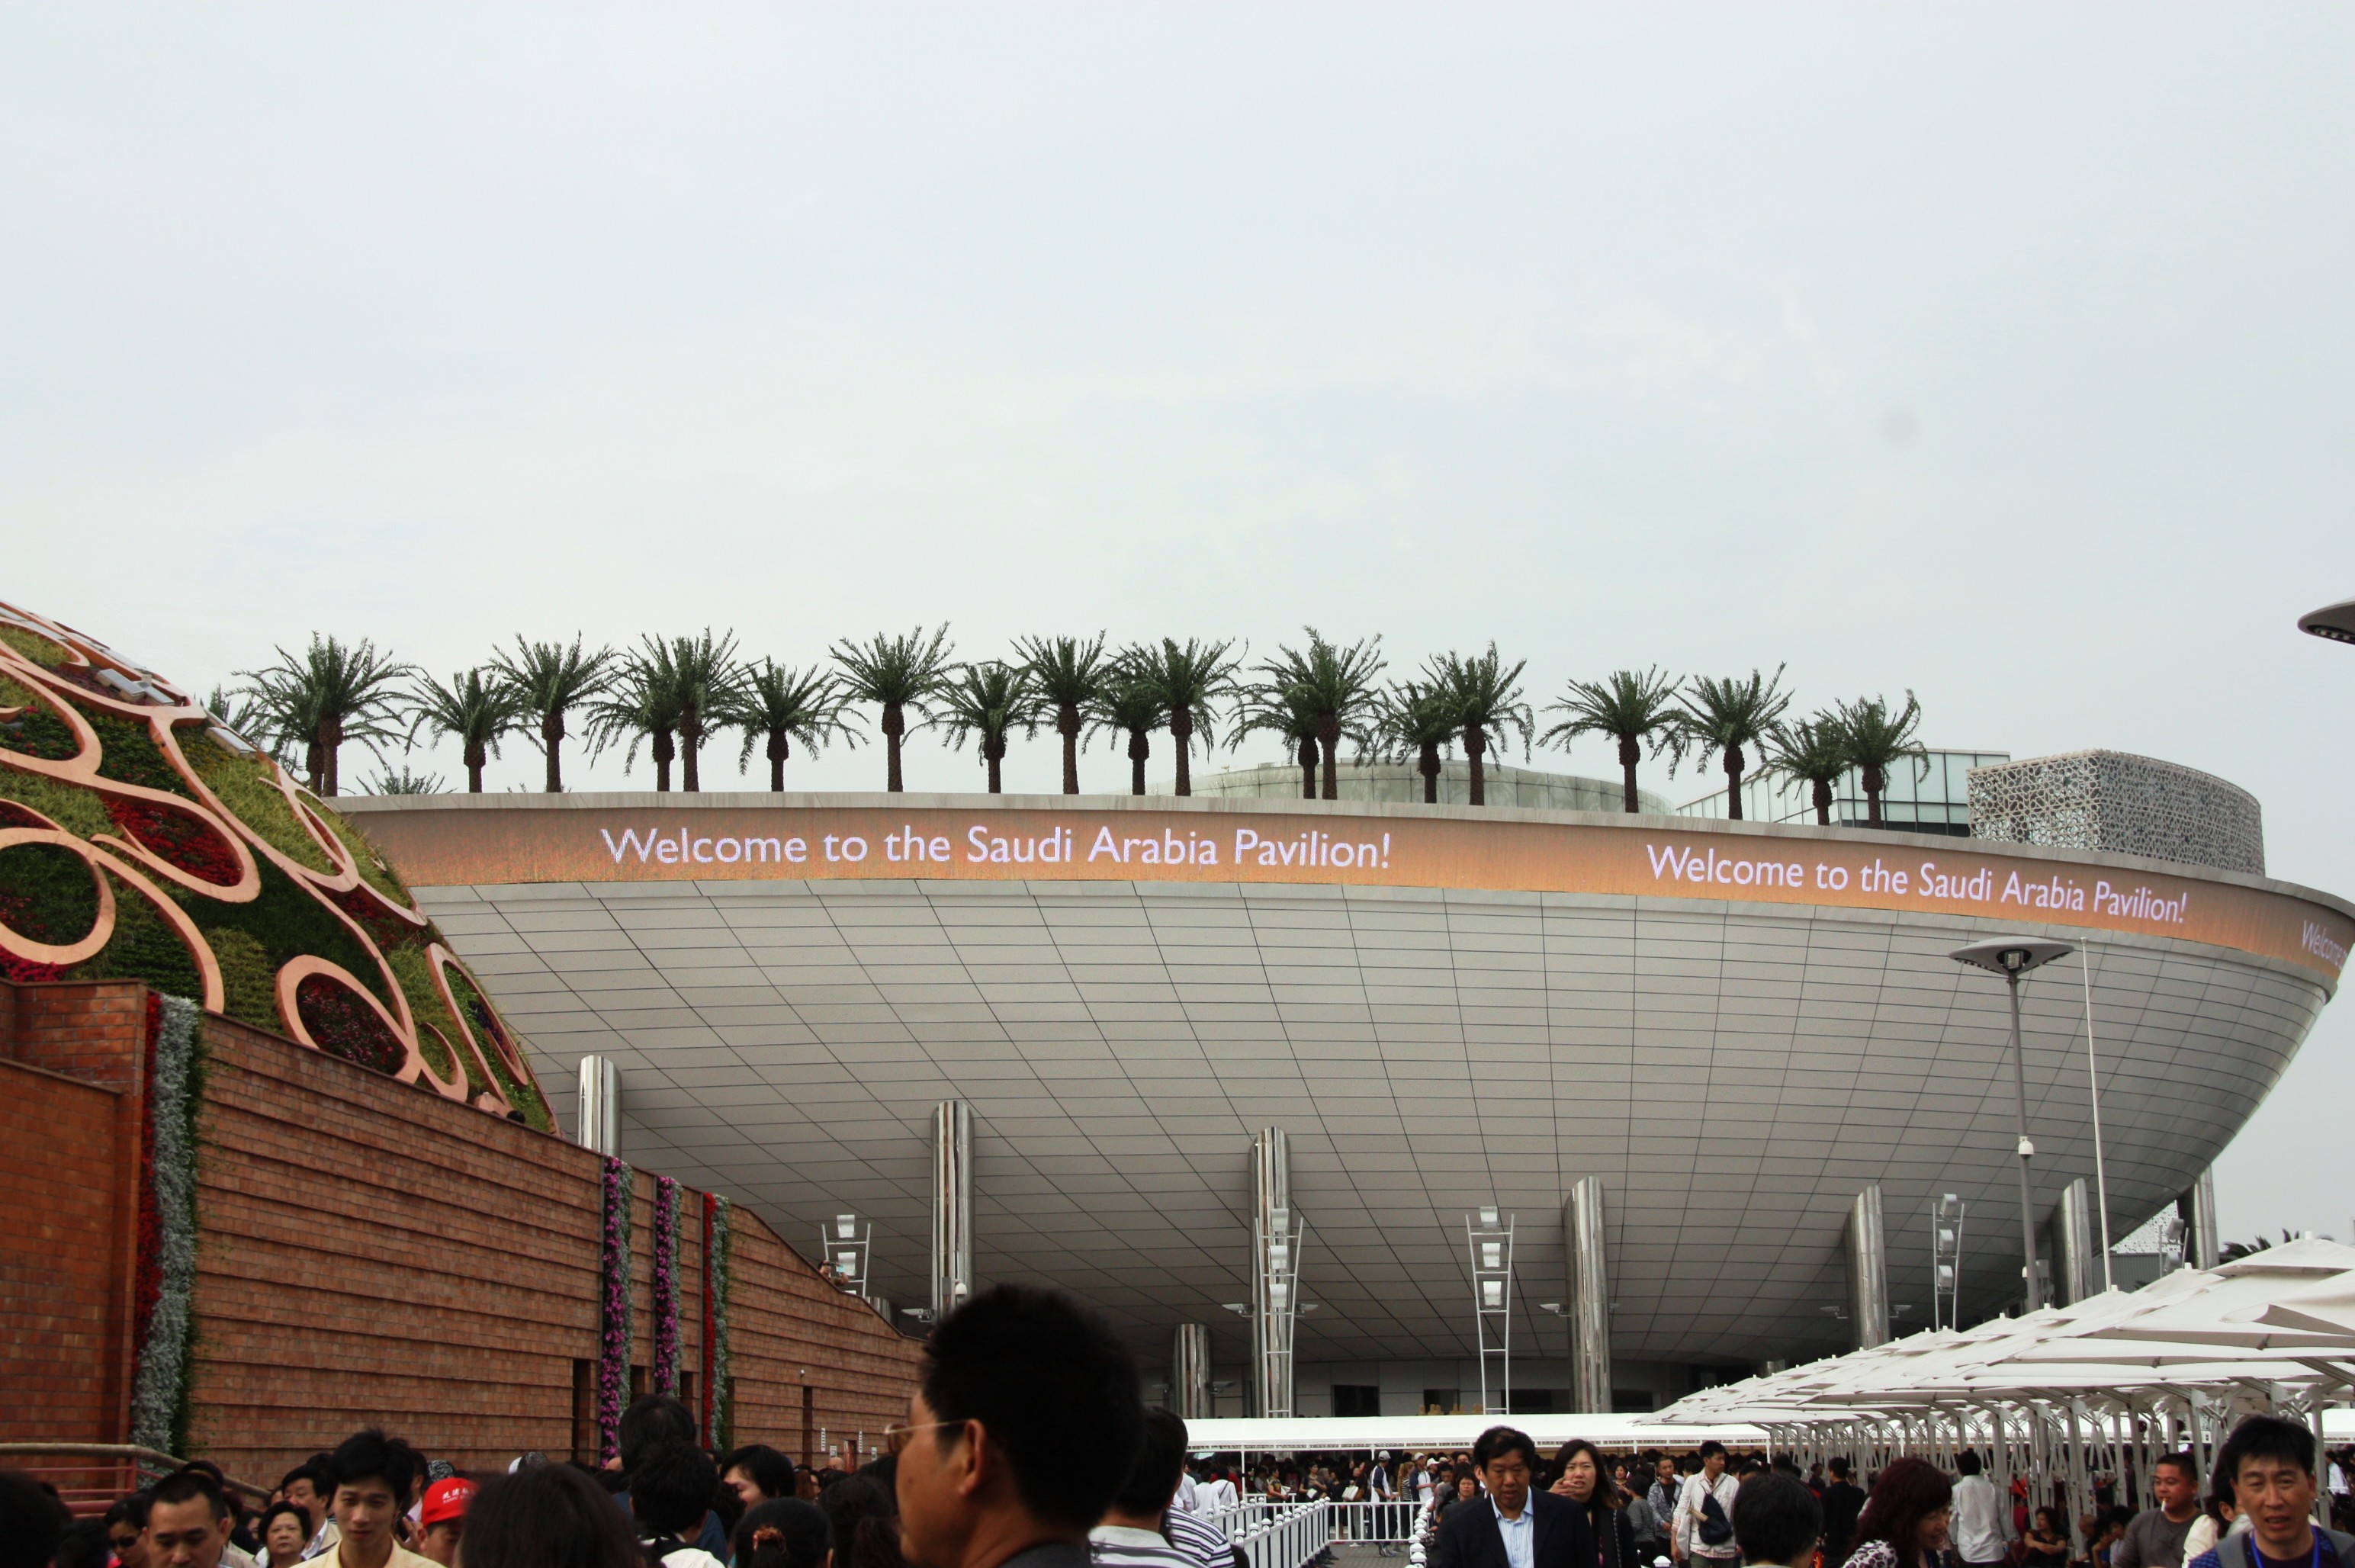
left=221, top=630, right=1926, bottom=822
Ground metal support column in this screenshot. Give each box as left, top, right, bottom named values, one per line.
left=931, top=1100, right=972, bottom=1321
left=1251, top=1127, right=1305, bottom=1419
left=1468, top=1207, right=1515, bottom=1415
left=578, top=1056, right=621, bottom=1155
left=1845, top=1186, right=1891, bottom=1350
left=1173, top=1322, right=1213, bottom=1420
left=2183, top=1169, right=2220, bottom=1270
left=2051, top=1178, right=2096, bottom=1306
left=1563, top=1179, right=1611, bottom=1415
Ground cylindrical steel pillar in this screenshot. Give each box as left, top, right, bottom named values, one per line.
left=1846, top=1186, right=1891, bottom=1350
left=2187, top=1169, right=2220, bottom=1271
left=932, top=1100, right=972, bottom=1320
left=1563, top=1178, right=1611, bottom=1413
left=578, top=1056, right=621, bottom=1155
left=2051, top=1178, right=2096, bottom=1306
left=1251, top=1126, right=1296, bottom=1419
left=2006, top=973, right=2045, bottom=1309
left=1173, top=1322, right=1213, bottom=1419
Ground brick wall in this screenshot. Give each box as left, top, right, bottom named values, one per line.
left=0, top=1055, right=137, bottom=1444
left=0, top=978, right=922, bottom=1479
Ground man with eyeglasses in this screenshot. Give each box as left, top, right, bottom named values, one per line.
left=893, top=1283, right=1146, bottom=1568
left=1428, top=1426, right=1592, bottom=1568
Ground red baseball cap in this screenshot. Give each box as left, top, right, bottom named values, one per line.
left=420, top=1478, right=476, bottom=1526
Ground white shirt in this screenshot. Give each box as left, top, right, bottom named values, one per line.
left=1952, top=1476, right=2013, bottom=1563
left=1676, top=1472, right=1742, bottom=1561
left=1175, top=1474, right=1199, bottom=1512
left=1091, top=1525, right=1201, bottom=1568
left=1199, top=1477, right=1239, bottom=1515
left=1492, top=1500, right=1534, bottom=1568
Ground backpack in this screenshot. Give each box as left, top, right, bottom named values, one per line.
left=1697, top=1488, right=1733, bottom=1547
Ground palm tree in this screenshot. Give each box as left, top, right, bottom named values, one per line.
left=236, top=634, right=414, bottom=795
left=490, top=635, right=615, bottom=793
left=363, top=764, right=445, bottom=795
left=586, top=643, right=685, bottom=791
left=662, top=629, right=742, bottom=792
left=1126, top=638, right=1241, bottom=797
left=1253, top=630, right=1385, bottom=801
left=1677, top=667, right=1792, bottom=821
left=406, top=668, right=525, bottom=793
left=1088, top=673, right=1166, bottom=795
left=1836, top=691, right=1928, bottom=827
left=1542, top=667, right=1686, bottom=814
left=201, top=684, right=270, bottom=744
left=1428, top=644, right=1532, bottom=808
left=938, top=663, right=1039, bottom=794
left=1369, top=680, right=1458, bottom=804
left=1233, top=683, right=1323, bottom=799
left=831, top=625, right=956, bottom=792
left=720, top=660, right=859, bottom=791
left=1014, top=634, right=1109, bottom=794
left=1760, top=714, right=1852, bottom=827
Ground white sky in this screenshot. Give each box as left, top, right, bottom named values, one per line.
left=6, top=5, right=2352, bottom=1245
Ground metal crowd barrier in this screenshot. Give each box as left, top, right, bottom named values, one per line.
left=1220, top=1499, right=1336, bottom=1568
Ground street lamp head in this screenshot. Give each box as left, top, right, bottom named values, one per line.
left=1950, top=937, right=2076, bottom=977
left=2299, top=599, right=2355, bottom=644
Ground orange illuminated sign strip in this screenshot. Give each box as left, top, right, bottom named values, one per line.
left=354, top=804, right=2353, bottom=985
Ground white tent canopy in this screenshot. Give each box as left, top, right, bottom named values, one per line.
left=1181, top=1414, right=1765, bottom=1457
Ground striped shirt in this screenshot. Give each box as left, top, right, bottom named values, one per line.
left=1164, top=1506, right=1235, bottom=1568
left=1091, top=1525, right=1203, bottom=1568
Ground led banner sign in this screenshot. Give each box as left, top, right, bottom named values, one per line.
left=353, top=802, right=2353, bottom=985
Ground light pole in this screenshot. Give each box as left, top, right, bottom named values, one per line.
left=1951, top=937, right=2076, bottom=1312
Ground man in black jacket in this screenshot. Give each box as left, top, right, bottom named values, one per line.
left=1429, top=1428, right=1594, bottom=1568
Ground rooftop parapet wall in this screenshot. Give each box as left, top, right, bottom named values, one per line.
left=1968, top=750, right=2266, bottom=878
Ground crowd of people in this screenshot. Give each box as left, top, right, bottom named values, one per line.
left=5, top=1284, right=2354, bottom=1568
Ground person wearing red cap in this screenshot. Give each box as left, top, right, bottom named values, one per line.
left=416, top=1480, right=474, bottom=1568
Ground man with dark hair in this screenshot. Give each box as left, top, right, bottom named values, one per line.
left=2116, top=1454, right=2202, bottom=1568
left=1, top=1470, right=70, bottom=1568
left=895, top=1283, right=1145, bottom=1568
left=1429, top=1427, right=1592, bottom=1568
left=2189, top=1418, right=2355, bottom=1568
left=1675, top=1444, right=1740, bottom=1568
left=634, top=1441, right=726, bottom=1568
left=1088, top=1408, right=1199, bottom=1568
left=615, top=1395, right=729, bottom=1557
left=316, top=1431, right=432, bottom=1568
left=146, top=1472, right=236, bottom=1568
left=722, top=1446, right=798, bottom=1510
left=1731, top=1473, right=1821, bottom=1568
left=1819, top=1460, right=1865, bottom=1568
left=278, top=1464, right=336, bottom=1562
left=1953, top=1451, right=2012, bottom=1568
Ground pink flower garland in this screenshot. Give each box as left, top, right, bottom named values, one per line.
left=596, top=1156, right=634, bottom=1464
left=651, top=1174, right=681, bottom=1396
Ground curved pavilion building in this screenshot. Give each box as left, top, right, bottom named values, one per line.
left=342, top=782, right=2350, bottom=1415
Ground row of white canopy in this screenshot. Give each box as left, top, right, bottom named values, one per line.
left=1643, top=1237, right=2355, bottom=1540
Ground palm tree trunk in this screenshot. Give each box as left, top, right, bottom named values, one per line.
left=1724, top=744, right=1745, bottom=821
left=1171, top=710, right=1194, bottom=796
left=1619, top=734, right=1640, bottom=814
left=1420, top=743, right=1439, bottom=805
left=1319, top=719, right=1340, bottom=800
left=465, top=737, right=487, bottom=794
left=654, top=730, right=674, bottom=792
left=1059, top=707, right=1080, bottom=793
left=680, top=707, right=701, bottom=792
left=1864, top=763, right=1884, bottom=827
left=544, top=712, right=565, bottom=792
left=1299, top=737, right=1318, bottom=799
left=884, top=703, right=905, bottom=792
left=987, top=740, right=1004, bottom=795
left=769, top=734, right=787, bottom=792
left=1465, top=729, right=1486, bottom=807
left=320, top=716, right=342, bottom=795
left=1128, top=729, right=1149, bottom=795
left=1814, top=779, right=1832, bottom=827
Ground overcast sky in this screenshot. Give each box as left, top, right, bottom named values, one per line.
left=6, top=5, right=2351, bottom=1244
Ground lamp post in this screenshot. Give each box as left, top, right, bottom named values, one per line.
left=1951, top=937, right=2076, bottom=1312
